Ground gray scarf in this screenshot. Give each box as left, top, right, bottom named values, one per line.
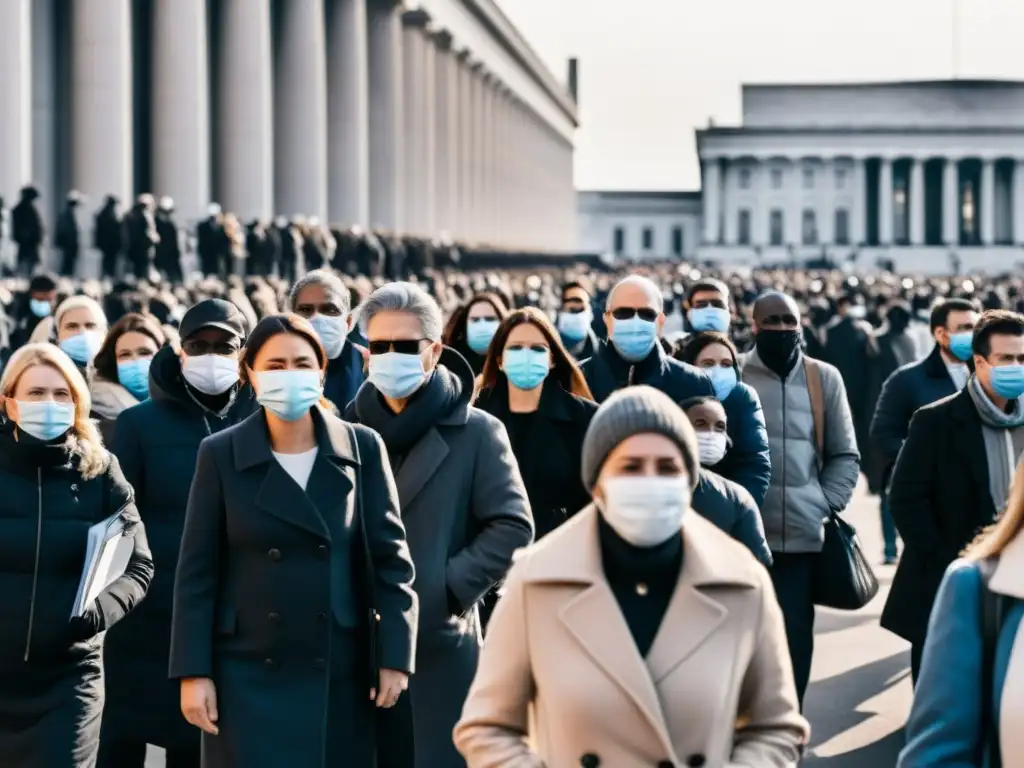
left=967, top=376, right=1024, bottom=513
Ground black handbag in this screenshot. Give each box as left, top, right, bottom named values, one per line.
left=804, top=359, right=879, bottom=610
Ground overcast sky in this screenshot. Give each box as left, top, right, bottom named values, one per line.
left=497, top=0, right=1024, bottom=191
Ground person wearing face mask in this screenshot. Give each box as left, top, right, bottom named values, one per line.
left=441, top=293, right=509, bottom=376
left=871, top=298, right=981, bottom=565
left=883, top=310, right=1024, bottom=684
left=681, top=396, right=771, bottom=566
left=97, top=299, right=255, bottom=768
left=346, top=282, right=533, bottom=768
left=685, top=277, right=733, bottom=335
left=741, top=291, right=860, bottom=707
left=169, top=314, right=417, bottom=768
left=11, top=273, right=59, bottom=350
left=88, top=313, right=166, bottom=445
left=51, top=295, right=108, bottom=373
left=455, top=386, right=807, bottom=767
left=289, top=270, right=365, bottom=411
left=0, top=344, right=153, bottom=768
left=557, top=280, right=599, bottom=360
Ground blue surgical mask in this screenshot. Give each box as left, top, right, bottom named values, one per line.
left=688, top=307, right=731, bottom=333
left=948, top=331, right=974, bottom=363
left=557, top=311, right=592, bottom=344
left=503, top=348, right=549, bottom=391
left=14, top=400, right=75, bottom=442
left=368, top=352, right=427, bottom=400
left=59, top=330, right=104, bottom=365
left=467, top=319, right=500, bottom=355
left=708, top=366, right=738, bottom=401
left=29, top=299, right=52, bottom=318
left=117, top=358, right=152, bottom=401
left=990, top=364, right=1024, bottom=400
left=611, top=317, right=658, bottom=362
left=310, top=314, right=348, bottom=360
left=256, top=370, right=323, bottom=421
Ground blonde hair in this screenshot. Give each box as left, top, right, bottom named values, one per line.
left=55, top=295, right=108, bottom=335
left=1, top=344, right=110, bottom=479
left=966, top=459, right=1024, bottom=561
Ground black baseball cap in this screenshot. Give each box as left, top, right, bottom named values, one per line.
left=179, top=298, right=248, bottom=341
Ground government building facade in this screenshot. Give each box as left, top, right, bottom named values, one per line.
left=0, top=0, right=578, bottom=252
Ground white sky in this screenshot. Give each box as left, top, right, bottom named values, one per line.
left=497, top=0, right=1024, bottom=191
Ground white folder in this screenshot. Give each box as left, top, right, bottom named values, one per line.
left=71, top=513, right=134, bottom=619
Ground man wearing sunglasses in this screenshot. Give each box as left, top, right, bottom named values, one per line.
left=580, top=275, right=771, bottom=505
left=99, top=299, right=257, bottom=767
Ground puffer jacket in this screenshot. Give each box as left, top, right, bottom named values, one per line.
left=741, top=350, right=860, bottom=553
left=691, top=469, right=772, bottom=567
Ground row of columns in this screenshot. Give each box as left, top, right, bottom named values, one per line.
left=0, top=0, right=576, bottom=251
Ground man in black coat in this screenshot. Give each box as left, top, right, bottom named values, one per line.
left=94, top=196, right=124, bottom=278
left=556, top=279, right=599, bottom=361
left=99, top=299, right=256, bottom=768
left=155, top=198, right=183, bottom=283
left=882, top=310, right=1024, bottom=683
left=870, top=298, right=980, bottom=563
left=54, top=191, right=83, bottom=277
left=11, top=185, right=44, bottom=277
left=196, top=205, right=224, bottom=278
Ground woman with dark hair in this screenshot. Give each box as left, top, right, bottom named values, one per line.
left=441, top=292, right=509, bottom=375
left=170, top=313, right=417, bottom=767
left=89, top=313, right=166, bottom=444
left=477, top=307, right=597, bottom=541
left=676, top=331, right=771, bottom=507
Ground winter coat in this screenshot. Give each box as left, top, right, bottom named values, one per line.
left=323, top=339, right=366, bottom=413
left=89, top=375, right=141, bottom=447
left=692, top=469, right=772, bottom=567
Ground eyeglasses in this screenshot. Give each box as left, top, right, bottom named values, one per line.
left=610, top=307, right=659, bottom=322
left=182, top=339, right=240, bottom=357
left=367, top=339, right=427, bottom=355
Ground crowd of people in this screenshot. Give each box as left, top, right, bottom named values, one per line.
left=1, top=212, right=1024, bottom=767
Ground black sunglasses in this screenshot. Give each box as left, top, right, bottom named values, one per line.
left=182, top=339, right=240, bottom=357
left=368, top=339, right=427, bottom=355
left=610, top=307, right=659, bottom=322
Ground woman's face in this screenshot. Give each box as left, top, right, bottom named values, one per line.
left=115, top=331, right=159, bottom=364
left=686, top=401, right=728, bottom=435
left=501, top=322, right=551, bottom=367
left=467, top=301, right=500, bottom=323
left=593, top=433, right=688, bottom=503
left=249, top=333, right=321, bottom=387
left=694, top=342, right=735, bottom=371
left=6, top=364, right=74, bottom=423
left=58, top=307, right=103, bottom=342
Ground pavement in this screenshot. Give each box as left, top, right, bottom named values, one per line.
left=146, top=481, right=910, bottom=767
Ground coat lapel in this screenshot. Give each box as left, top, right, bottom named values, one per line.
left=394, top=426, right=449, bottom=507
left=951, top=389, right=994, bottom=512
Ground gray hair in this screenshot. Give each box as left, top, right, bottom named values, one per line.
left=289, top=269, right=351, bottom=314
left=358, top=281, right=444, bottom=342
left=606, top=275, right=664, bottom=314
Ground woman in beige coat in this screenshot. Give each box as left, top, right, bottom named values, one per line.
left=455, top=386, right=809, bottom=768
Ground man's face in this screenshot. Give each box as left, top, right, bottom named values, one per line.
left=604, top=283, right=664, bottom=336
left=30, top=290, right=56, bottom=309
left=688, top=288, right=729, bottom=312
left=561, top=286, right=591, bottom=315
left=752, top=294, right=801, bottom=333
left=976, top=333, right=1024, bottom=392
left=935, top=310, right=980, bottom=347
left=293, top=283, right=351, bottom=329
left=179, top=327, right=241, bottom=363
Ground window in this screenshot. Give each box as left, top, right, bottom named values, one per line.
left=642, top=227, right=654, bottom=251
left=835, top=208, right=850, bottom=245
left=835, top=167, right=847, bottom=190
left=613, top=226, right=625, bottom=255
left=671, top=226, right=684, bottom=256
left=738, top=168, right=751, bottom=190
left=738, top=209, right=752, bottom=245
left=802, top=209, right=818, bottom=245
left=803, top=167, right=815, bottom=190
left=770, top=168, right=783, bottom=190
left=769, top=209, right=784, bottom=245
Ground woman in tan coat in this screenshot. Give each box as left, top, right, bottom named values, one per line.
left=455, top=386, right=809, bottom=768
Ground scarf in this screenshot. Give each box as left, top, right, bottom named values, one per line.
left=968, top=375, right=1024, bottom=513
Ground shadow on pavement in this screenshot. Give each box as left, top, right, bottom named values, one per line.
left=805, top=729, right=905, bottom=766
left=814, top=610, right=882, bottom=636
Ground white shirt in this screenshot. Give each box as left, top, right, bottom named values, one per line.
left=272, top=447, right=319, bottom=490
left=946, top=360, right=970, bottom=391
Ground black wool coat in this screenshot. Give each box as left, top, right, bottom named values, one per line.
left=169, top=408, right=417, bottom=768
left=100, top=346, right=256, bottom=750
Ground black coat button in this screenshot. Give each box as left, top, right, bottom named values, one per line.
left=317, top=544, right=329, bottom=559
left=268, top=612, right=280, bottom=623
left=268, top=548, right=281, bottom=561
left=312, top=658, right=326, bottom=669
left=264, top=658, right=276, bottom=668
left=686, top=756, right=706, bottom=768
left=580, top=754, right=600, bottom=768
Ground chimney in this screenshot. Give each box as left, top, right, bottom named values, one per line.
left=567, top=58, right=579, bottom=103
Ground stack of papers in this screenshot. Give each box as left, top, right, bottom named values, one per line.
left=71, top=513, right=134, bottom=619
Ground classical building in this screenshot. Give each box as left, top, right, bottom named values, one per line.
left=0, top=0, right=577, bottom=252
left=577, top=190, right=702, bottom=260
left=697, top=80, right=1024, bottom=273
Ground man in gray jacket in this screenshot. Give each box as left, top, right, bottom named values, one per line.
left=741, top=291, right=860, bottom=707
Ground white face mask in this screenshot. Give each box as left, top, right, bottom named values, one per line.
left=309, top=314, right=348, bottom=359
left=598, top=476, right=690, bottom=547
left=182, top=354, right=239, bottom=395
left=697, top=431, right=727, bottom=467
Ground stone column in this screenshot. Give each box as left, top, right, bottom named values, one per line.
left=750, top=159, right=766, bottom=246
left=216, top=0, right=274, bottom=220
left=0, top=0, right=32, bottom=200
left=326, top=0, right=369, bottom=227
left=981, top=157, right=996, bottom=245
left=819, top=159, right=834, bottom=245
left=152, top=0, right=210, bottom=224
left=71, top=0, right=133, bottom=205
left=421, top=29, right=437, bottom=236
left=401, top=11, right=429, bottom=236
left=878, top=157, right=893, bottom=245
left=367, top=0, right=404, bottom=231
left=909, top=157, right=925, bottom=246
left=470, top=63, right=486, bottom=244
left=786, top=160, right=801, bottom=245
left=851, top=157, right=867, bottom=245
left=453, top=50, right=472, bottom=242
left=481, top=73, right=498, bottom=244
left=702, top=159, right=720, bottom=244
left=943, top=157, right=959, bottom=245
left=1014, top=159, right=1024, bottom=244
left=432, top=30, right=455, bottom=236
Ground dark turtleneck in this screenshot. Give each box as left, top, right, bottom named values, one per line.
left=597, top=512, right=683, bottom=658
left=0, top=421, right=74, bottom=475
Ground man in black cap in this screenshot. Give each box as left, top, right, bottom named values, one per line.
left=99, top=298, right=256, bottom=768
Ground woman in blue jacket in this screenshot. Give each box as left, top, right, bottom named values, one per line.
left=899, top=461, right=1024, bottom=767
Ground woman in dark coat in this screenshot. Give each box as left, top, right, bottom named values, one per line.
left=170, top=314, right=418, bottom=768
left=441, top=292, right=509, bottom=375
left=0, top=343, right=153, bottom=768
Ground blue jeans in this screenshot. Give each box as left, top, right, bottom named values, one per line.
left=880, top=491, right=899, bottom=559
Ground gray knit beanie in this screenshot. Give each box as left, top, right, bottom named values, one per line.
left=581, top=385, right=700, bottom=491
